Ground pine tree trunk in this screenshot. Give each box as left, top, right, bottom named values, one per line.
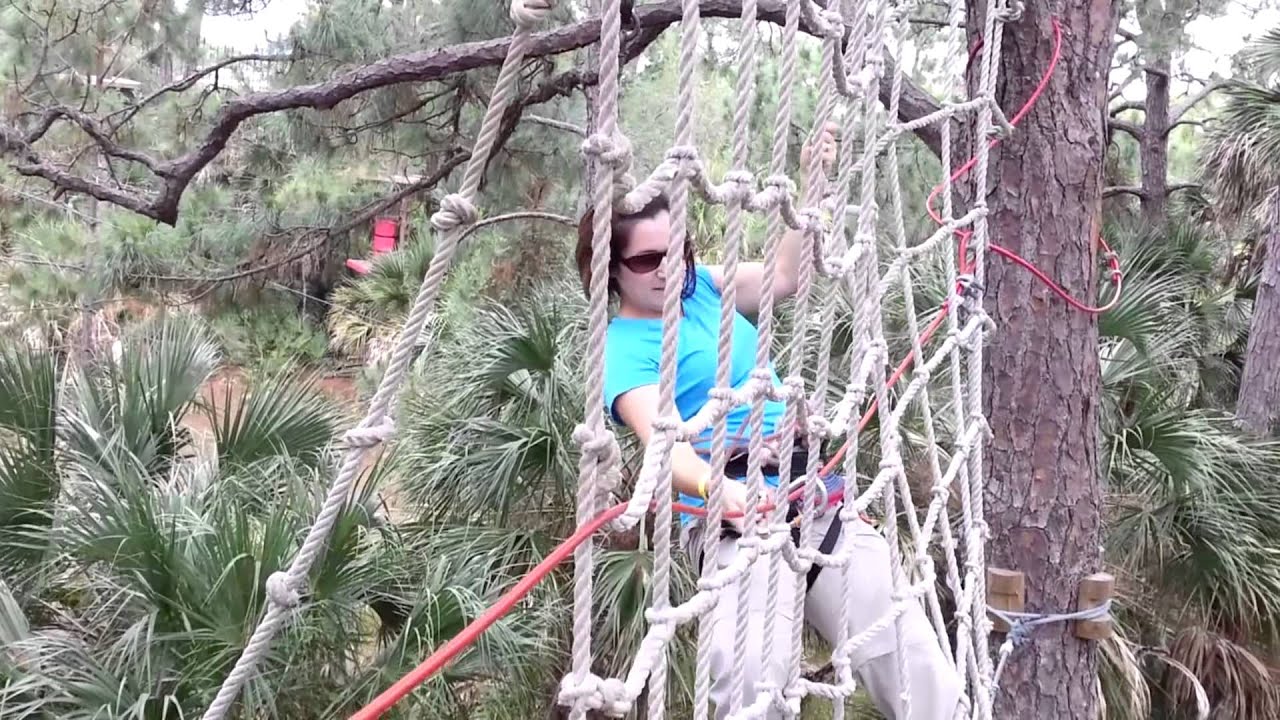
left=968, top=2, right=1118, bottom=716
left=1139, top=54, right=1170, bottom=225
left=1236, top=191, right=1280, bottom=435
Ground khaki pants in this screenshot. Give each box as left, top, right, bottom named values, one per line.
left=684, top=506, right=962, bottom=720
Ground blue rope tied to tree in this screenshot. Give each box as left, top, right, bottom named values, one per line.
left=986, top=597, right=1114, bottom=697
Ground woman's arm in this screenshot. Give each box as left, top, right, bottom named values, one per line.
left=706, top=121, right=839, bottom=317
left=614, top=384, right=750, bottom=526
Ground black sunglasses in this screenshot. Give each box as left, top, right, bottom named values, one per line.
left=618, top=250, right=667, bottom=274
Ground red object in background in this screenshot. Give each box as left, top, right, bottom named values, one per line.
left=346, top=217, right=400, bottom=275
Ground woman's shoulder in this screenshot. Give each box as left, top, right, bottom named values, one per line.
left=690, top=263, right=720, bottom=298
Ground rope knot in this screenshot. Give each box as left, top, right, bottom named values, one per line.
left=582, top=132, right=633, bottom=168
left=510, top=0, right=554, bottom=29
left=806, top=415, right=830, bottom=438
left=558, top=674, right=630, bottom=716
left=573, top=424, right=618, bottom=461
left=969, top=413, right=993, bottom=440
left=724, top=170, right=756, bottom=203
left=975, top=518, right=991, bottom=541
left=651, top=416, right=681, bottom=433
left=344, top=420, right=395, bottom=448
left=764, top=174, right=797, bottom=195
left=750, top=368, right=774, bottom=383
left=800, top=207, right=826, bottom=235
left=996, top=0, right=1025, bottom=23
left=781, top=374, right=806, bottom=396
left=431, top=193, right=479, bottom=232
left=817, top=9, right=844, bottom=37
left=708, top=387, right=737, bottom=404
left=266, top=571, right=300, bottom=609
left=664, top=145, right=699, bottom=165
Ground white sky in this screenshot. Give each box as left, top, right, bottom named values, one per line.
left=201, top=1, right=1280, bottom=100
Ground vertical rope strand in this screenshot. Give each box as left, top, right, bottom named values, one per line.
left=648, top=0, right=704, bottom=716
left=694, top=0, right=758, bottom=716
left=199, top=6, right=551, bottom=720
left=568, top=0, right=624, bottom=717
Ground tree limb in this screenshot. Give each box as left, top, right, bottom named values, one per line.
left=879, top=49, right=943, bottom=158
left=106, top=52, right=296, bottom=129
left=1103, top=186, right=1144, bottom=199
left=1109, top=100, right=1144, bottom=116
left=1108, top=119, right=1143, bottom=139
left=1169, top=79, right=1228, bottom=126
left=2, top=0, right=948, bottom=224
left=138, top=62, right=598, bottom=290
left=1103, top=182, right=1199, bottom=199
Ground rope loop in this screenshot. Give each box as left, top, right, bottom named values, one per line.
left=724, top=169, right=756, bottom=204
left=266, top=571, right=300, bottom=609
left=573, top=424, right=619, bottom=463
left=996, top=0, right=1025, bottom=23
left=763, top=173, right=797, bottom=196
left=806, top=414, right=831, bottom=438
left=557, top=673, right=630, bottom=717
left=430, top=193, right=479, bottom=232
left=344, top=420, right=395, bottom=448
left=510, top=0, right=554, bottom=29
left=582, top=131, right=633, bottom=168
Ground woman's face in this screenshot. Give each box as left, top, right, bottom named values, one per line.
left=613, top=210, right=672, bottom=316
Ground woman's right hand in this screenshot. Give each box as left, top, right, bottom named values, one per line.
left=715, top=477, right=755, bottom=533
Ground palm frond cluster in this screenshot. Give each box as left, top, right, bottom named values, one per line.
left=0, top=317, right=562, bottom=719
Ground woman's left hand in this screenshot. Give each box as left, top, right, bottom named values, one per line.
left=801, top=120, right=840, bottom=174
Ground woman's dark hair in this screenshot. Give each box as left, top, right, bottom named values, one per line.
left=574, top=193, right=696, bottom=301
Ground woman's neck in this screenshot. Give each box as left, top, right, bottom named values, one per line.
left=617, top=298, right=662, bottom=320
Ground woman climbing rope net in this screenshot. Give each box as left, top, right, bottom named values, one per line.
left=573, top=123, right=962, bottom=720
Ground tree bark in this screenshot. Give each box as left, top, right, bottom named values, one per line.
left=1139, top=54, right=1170, bottom=224
left=969, top=1, right=1118, bottom=716
left=1236, top=191, right=1280, bottom=435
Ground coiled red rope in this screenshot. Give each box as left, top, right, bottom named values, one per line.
left=350, top=15, right=1118, bottom=720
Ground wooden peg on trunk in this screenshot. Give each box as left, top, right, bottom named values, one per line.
left=986, top=567, right=1024, bottom=634
left=1074, top=572, right=1114, bottom=640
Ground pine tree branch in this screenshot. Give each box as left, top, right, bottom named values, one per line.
left=1103, top=182, right=1199, bottom=199
left=1103, top=186, right=1144, bottom=198
left=1169, top=79, right=1228, bottom=125
left=2, top=0, right=946, bottom=224
left=1109, top=100, right=1145, bottom=116
left=105, top=52, right=296, bottom=129
left=1108, top=119, right=1143, bottom=139
left=135, top=63, right=597, bottom=291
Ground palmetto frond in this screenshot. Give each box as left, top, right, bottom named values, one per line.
left=396, top=279, right=595, bottom=532
left=202, top=368, right=339, bottom=475
left=1202, top=30, right=1280, bottom=222
left=63, top=315, right=219, bottom=484
left=0, top=346, right=60, bottom=578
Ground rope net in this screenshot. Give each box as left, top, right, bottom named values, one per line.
left=558, top=0, right=1013, bottom=716
left=200, top=0, right=1113, bottom=719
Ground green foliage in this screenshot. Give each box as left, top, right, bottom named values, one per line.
left=0, top=317, right=560, bottom=718
left=0, top=347, right=59, bottom=579
left=1202, top=28, right=1280, bottom=222
left=396, top=279, right=594, bottom=531
left=210, top=303, right=330, bottom=375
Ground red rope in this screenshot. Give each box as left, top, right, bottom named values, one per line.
left=933, top=17, right=1123, bottom=314
left=348, top=15, right=1122, bottom=719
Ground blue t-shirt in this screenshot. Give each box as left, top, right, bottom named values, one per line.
left=603, top=265, right=788, bottom=523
